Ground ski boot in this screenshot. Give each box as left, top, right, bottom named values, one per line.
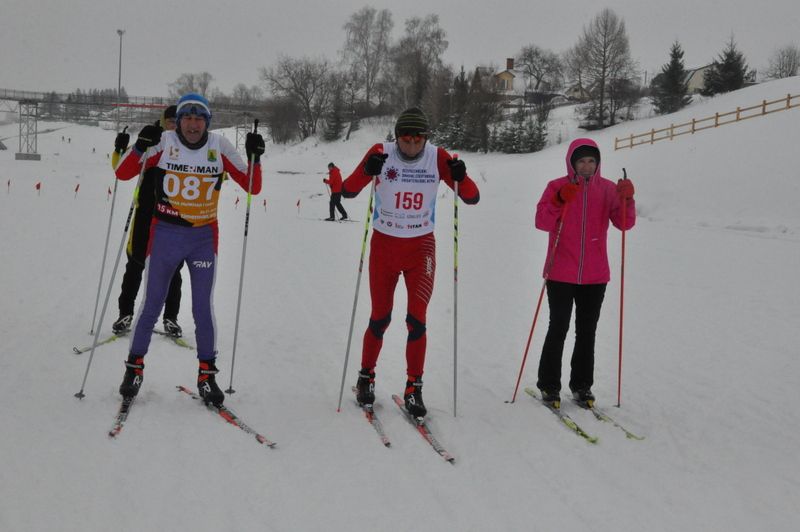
left=198, top=359, right=224, bottom=407
left=404, top=376, right=427, bottom=418
left=355, top=368, right=376, bottom=406
left=162, top=318, right=183, bottom=338
left=112, top=314, right=133, bottom=335
left=539, top=387, right=561, bottom=409
left=571, top=388, right=595, bottom=408
left=119, top=354, right=144, bottom=398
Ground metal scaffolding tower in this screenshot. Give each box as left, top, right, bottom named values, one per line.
left=235, top=116, right=258, bottom=152
left=16, top=100, right=41, bottom=161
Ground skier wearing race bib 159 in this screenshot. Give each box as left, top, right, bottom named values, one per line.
left=342, top=107, right=480, bottom=418
left=113, top=92, right=265, bottom=406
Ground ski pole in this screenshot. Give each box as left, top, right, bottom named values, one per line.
left=76, top=148, right=148, bottom=399
left=336, top=177, right=376, bottom=412
left=617, top=168, right=629, bottom=408
left=452, top=156, right=460, bottom=417
left=509, top=200, right=571, bottom=404
left=88, top=127, right=128, bottom=334
left=226, top=119, right=260, bottom=395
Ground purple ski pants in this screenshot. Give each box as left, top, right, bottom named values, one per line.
left=129, top=221, right=218, bottom=360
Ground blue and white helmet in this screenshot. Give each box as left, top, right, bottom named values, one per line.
left=176, top=92, right=212, bottom=126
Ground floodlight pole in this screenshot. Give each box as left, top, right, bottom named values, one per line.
left=116, top=29, right=125, bottom=130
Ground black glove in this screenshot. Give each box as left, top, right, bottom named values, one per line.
left=447, top=158, right=466, bottom=182
left=245, top=132, right=265, bottom=162
left=364, top=153, right=388, bottom=176
left=114, top=130, right=129, bottom=154
left=134, top=124, right=162, bottom=152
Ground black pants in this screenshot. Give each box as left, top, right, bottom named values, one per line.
left=118, top=206, right=182, bottom=321
left=329, top=192, right=348, bottom=219
left=537, top=280, right=607, bottom=393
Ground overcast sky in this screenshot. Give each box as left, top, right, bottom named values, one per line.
left=2, top=0, right=798, bottom=98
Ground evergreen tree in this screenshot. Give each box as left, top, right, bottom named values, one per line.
left=702, top=37, right=748, bottom=96
left=434, top=67, right=471, bottom=150
left=651, top=42, right=692, bottom=114
left=524, top=113, right=548, bottom=152
left=323, top=89, right=347, bottom=141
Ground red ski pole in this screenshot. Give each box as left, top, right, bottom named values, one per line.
left=509, top=200, right=570, bottom=403
left=616, top=168, right=629, bottom=407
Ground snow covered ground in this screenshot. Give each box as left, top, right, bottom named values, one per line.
left=1, top=77, right=799, bottom=532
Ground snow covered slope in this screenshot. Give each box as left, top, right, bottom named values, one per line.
left=0, top=77, right=798, bottom=532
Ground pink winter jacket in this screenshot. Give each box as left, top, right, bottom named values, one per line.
left=535, top=138, right=635, bottom=284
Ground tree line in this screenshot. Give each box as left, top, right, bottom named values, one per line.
left=57, top=7, right=800, bottom=153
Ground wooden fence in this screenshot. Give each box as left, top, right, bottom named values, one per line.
left=614, top=93, right=799, bottom=150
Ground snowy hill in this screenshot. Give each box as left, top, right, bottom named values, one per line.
left=1, top=77, right=799, bottom=532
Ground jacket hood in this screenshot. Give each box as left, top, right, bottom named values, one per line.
left=565, top=137, right=601, bottom=181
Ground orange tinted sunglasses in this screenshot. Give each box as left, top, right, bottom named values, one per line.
left=398, top=134, right=428, bottom=142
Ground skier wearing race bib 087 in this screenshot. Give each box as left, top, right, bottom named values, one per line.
left=343, top=107, right=480, bottom=418
left=113, top=92, right=265, bottom=406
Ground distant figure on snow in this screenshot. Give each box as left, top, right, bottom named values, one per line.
left=323, top=162, right=348, bottom=221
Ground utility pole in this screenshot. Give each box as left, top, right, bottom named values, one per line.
left=116, top=29, right=125, bottom=131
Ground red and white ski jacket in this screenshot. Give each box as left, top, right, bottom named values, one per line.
left=343, top=142, right=479, bottom=238
left=115, top=130, right=261, bottom=227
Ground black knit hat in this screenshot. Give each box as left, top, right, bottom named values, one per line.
left=395, top=107, right=430, bottom=137
left=159, top=105, right=178, bottom=128
left=164, top=105, right=177, bottom=120
left=570, top=144, right=600, bottom=170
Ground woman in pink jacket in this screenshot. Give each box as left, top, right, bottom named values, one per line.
left=534, top=138, right=635, bottom=407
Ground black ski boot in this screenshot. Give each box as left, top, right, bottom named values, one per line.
left=355, top=368, right=375, bottom=406
left=539, top=387, right=561, bottom=409
left=162, top=318, right=183, bottom=338
left=119, top=354, right=144, bottom=398
left=198, top=359, right=224, bottom=407
left=112, top=314, right=133, bottom=335
left=404, top=376, right=427, bottom=418
left=572, top=388, right=595, bottom=408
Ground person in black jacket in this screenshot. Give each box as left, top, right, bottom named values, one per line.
left=111, top=105, right=184, bottom=337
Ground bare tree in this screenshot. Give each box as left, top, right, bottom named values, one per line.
left=260, top=55, right=334, bottom=138
left=264, top=97, right=302, bottom=143
left=516, top=44, right=563, bottom=92
left=765, top=44, right=800, bottom=79
left=168, top=72, right=214, bottom=98
left=562, top=44, right=590, bottom=100
left=342, top=7, right=394, bottom=106
left=388, top=14, right=448, bottom=109
left=575, top=9, right=636, bottom=128
left=230, top=83, right=264, bottom=106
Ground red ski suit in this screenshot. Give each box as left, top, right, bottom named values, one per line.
left=324, top=166, right=343, bottom=193
left=343, top=142, right=479, bottom=377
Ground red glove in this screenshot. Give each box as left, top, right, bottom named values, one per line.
left=617, top=179, right=634, bottom=199
left=553, top=182, right=579, bottom=205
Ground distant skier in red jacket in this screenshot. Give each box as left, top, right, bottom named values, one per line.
left=323, top=162, right=348, bottom=221
left=535, top=138, right=635, bottom=408
left=342, top=107, right=480, bottom=418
